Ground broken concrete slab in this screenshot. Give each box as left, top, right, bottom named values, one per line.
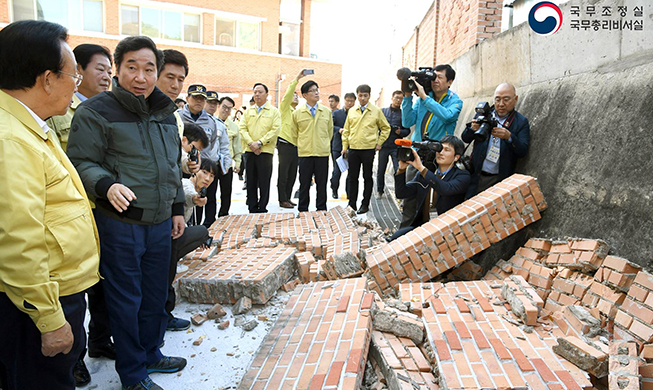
left=177, top=245, right=296, bottom=304
left=501, top=275, right=543, bottom=326
left=191, top=313, right=208, bottom=326
left=207, top=303, right=227, bottom=319
left=371, top=300, right=424, bottom=345
left=552, top=336, right=608, bottom=378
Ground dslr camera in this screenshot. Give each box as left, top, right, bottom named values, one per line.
left=466, top=102, right=499, bottom=143
left=189, top=145, right=199, bottom=163
left=198, top=186, right=207, bottom=198
left=396, top=67, right=436, bottom=95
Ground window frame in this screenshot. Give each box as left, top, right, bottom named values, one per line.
left=119, top=3, right=202, bottom=43
left=214, top=16, right=261, bottom=51
left=10, top=0, right=105, bottom=33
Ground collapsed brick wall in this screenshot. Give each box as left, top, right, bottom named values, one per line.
left=365, top=174, right=546, bottom=297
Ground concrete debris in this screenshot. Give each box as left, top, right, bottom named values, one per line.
left=372, top=300, right=424, bottom=344
left=233, top=296, right=252, bottom=315
left=501, top=275, right=543, bottom=325
left=241, top=320, right=258, bottom=331
left=193, top=335, right=205, bottom=346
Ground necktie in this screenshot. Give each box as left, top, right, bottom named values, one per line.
left=310, top=107, right=316, bottom=117
left=360, top=106, right=365, bottom=113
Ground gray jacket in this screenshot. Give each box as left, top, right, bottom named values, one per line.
left=68, top=78, right=184, bottom=224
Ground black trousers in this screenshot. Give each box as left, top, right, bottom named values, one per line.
left=277, top=140, right=298, bottom=203
left=399, top=165, right=420, bottom=229
left=166, top=225, right=209, bottom=317
left=330, top=150, right=342, bottom=193
left=217, top=167, right=234, bottom=217
left=0, top=291, right=86, bottom=390
left=83, top=282, right=112, bottom=352
left=347, top=149, right=375, bottom=210
left=200, top=171, right=219, bottom=229
left=298, top=156, right=329, bottom=212
left=245, top=152, right=274, bottom=213
left=377, top=147, right=399, bottom=193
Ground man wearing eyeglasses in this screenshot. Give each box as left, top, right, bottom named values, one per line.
left=45, top=43, right=115, bottom=387
left=289, top=80, right=333, bottom=212
left=0, top=20, right=100, bottom=390
left=461, top=83, right=530, bottom=198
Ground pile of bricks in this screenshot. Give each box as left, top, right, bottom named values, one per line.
left=614, top=270, right=653, bottom=345
left=399, top=280, right=594, bottom=389
left=364, top=174, right=547, bottom=297
left=239, top=278, right=373, bottom=389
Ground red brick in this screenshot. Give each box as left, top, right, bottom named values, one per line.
left=434, top=339, right=452, bottom=361
left=489, top=338, right=512, bottom=360
left=444, top=330, right=463, bottom=351
left=509, top=348, right=535, bottom=372
left=324, top=361, right=344, bottom=386
left=531, top=358, right=558, bottom=383
left=308, top=374, right=325, bottom=390
left=603, top=255, right=642, bottom=274
left=629, top=320, right=653, bottom=342
left=554, top=370, right=583, bottom=390
left=635, top=271, right=653, bottom=291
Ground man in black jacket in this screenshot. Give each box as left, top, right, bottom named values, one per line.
left=391, top=135, right=470, bottom=240
left=377, top=90, right=410, bottom=197
left=462, top=83, right=530, bottom=198
left=330, top=92, right=356, bottom=199
left=68, top=36, right=186, bottom=390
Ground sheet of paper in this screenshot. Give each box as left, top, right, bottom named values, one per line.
left=336, top=155, right=348, bottom=172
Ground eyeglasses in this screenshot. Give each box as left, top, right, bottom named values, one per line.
left=58, top=70, right=84, bottom=87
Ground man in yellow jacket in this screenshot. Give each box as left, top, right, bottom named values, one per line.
left=0, top=20, right=100, bottom=389
left=290, top=80, right=334, bottom=212
left=276, top=70, right=307, bottom=209
left=239, top=83, right=282, bottom=213
left=341, top=84, right=391, bottom=214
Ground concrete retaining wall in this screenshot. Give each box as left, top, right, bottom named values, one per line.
left=447, top=0, right=653, bottom=270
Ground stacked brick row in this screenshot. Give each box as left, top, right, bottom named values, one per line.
left=614, top=270, right=653, bottom=346
left=365, top=174, right=547, bottom=297
left=609, top=342, right=643, bottom=390
left=399, top=280, right=594, bottom=389
left=368, top=330, right=438, bottom=390
left=238, top=278, right=373, bottom=389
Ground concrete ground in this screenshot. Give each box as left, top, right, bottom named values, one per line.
left=82, top=153, right=369, bottom=390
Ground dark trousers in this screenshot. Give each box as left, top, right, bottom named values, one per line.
left=94, top=211, right=170, bottom=387
left=347, top=149, right=375, bottom=210
left=298, top=156, right=329, bottom=212
left=377, top=147, right=399, bottom=193
left=80, top=281, right=112, bottom=362
left=217, top=168, right=233, bottom=217
left=277, top=141, right=298, bottom=203
left=399, top=165, right=420, bottom=229
left=330, top=150, right=342, bottom=193
left=166, top=225, right=209, bottom=318
left=245, top=152, right=273, bottom=213
left=241, top=153, right=247, bottom=184
left=199, top=171, right=219, bottom=229
left=476, top=173, right=501, bottom=195
left=0, top=291, right=86, bottom=390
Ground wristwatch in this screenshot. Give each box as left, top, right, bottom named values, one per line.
left=258, top=140, right=263, bottom=148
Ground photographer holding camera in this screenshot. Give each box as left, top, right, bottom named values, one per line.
left=391, top=135, right=470, bottom=241
left=462, top=83, right=530, bottom=198
left=399, top=64, right=463, bottom=228
left=166, top=158, right=217, bottom=331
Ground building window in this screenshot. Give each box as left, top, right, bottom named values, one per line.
left=279, top=21, right=300, bottom=56
left=12, top=0, right=104, bottom=32
left=120, top=4, right=200, bottom=43
left=215, top=17, right=260, bottom=50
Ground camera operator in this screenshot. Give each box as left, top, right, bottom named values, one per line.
left=390, top=135, right=470, bottom=241
left=377, top=90, right=410, bottom=198
left=166, top=158, right=217, bottom=331
left=462, top=83, right=530, bottom=198
left=181, top=121, right=209, bottom=177
left=400, top=64, right=463, bottom=228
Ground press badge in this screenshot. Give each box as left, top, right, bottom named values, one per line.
left=486, top=137, right=500, bottom=163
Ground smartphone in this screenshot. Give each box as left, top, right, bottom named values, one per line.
left=303, top=69, right=315, bottom=75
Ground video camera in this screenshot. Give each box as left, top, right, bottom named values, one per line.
left=198, top=186, right=207, bottom=198
left=466, top=102, right=499, bottom=143
left=395, top=139, right=442, bottom=171
left=396, top=67, right=436, bottom=95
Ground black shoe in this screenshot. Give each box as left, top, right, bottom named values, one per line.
left=73, top=359, right=91, bottom=387
left=88, top=340, right=116, bottom=360
left=122, top=377, right=163, bottom=390
left=357, top=205, right=369, bottom=214
left=147, top=356, right=187, bottom=374
left=332, top=191, right=338, bottom=199
left=166, top=317, right=191, bottom=331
